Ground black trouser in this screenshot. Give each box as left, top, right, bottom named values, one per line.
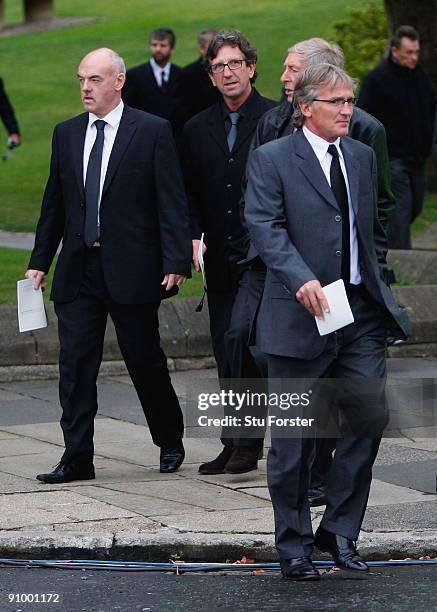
left=266, top=285, right=388, bottom=559
left=388, top=157, right=426, bottom=250
left=55, top=247, right=183, bottom=464
left=207, top=270, right=267, bottom=448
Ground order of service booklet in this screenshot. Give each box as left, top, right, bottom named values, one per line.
left=315, top=278, right=354, bottom=336
left=17, top=278, right=48, bottom=333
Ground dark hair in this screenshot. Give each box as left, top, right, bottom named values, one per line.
left=205, top=30, right=258, bottom=83
left=198, top=28, right=218, bottom=47
left=149, top=28, right=176, bottom=48
left=391, top=25, right=419, bottom=48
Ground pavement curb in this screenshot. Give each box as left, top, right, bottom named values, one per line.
left=0, top=530, right=436, bottom=562
left=0, top=357, right=216, bottom=383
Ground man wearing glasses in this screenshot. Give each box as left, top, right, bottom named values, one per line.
left=245, top=63, right=409, bottom=580
left=236, top=38, right=396, bottom=508
left=180, top=30, right=276, bottom=475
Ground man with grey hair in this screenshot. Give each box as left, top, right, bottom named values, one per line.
left=250, top=37, right=394, bottom=228
left=26, top=47, right=191, bottom=483
left=225, top=37, right=395, bottom=504
left=245, top=63, right=409, bottom=580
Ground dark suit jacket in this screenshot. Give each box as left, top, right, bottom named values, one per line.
left=122, top=62, right=182, bottom=132
left=0, top=77, right=20, bottom=135
left=178, top=58, right=220, bottom=122
left=180, top=89, right=277, bottom=292
left=245, top=129, right=410, bottom=359
left=29, top=105, right=191, bottom=304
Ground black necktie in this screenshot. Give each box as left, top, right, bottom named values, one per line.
left=160, top=70, right=169, bottom=93
left=84, top=120, right=106, bottom=248
left=328, top=144, right=350, bottom=284
left=227, top=112, right=239, bottom=151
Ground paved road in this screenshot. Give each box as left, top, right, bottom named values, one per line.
left=0, top=565, right=436, bottom=611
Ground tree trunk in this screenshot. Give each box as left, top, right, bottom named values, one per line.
left=24, top=0, right=55, bottom=23
left=0, top=0, right=5, bottom=30
left=384, top=0, right=437, bottom=88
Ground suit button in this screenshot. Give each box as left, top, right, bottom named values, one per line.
left=76, top=233, right=82, bottom=237
left=227, top=209, right=232, bottom=214
left=226, top=183, right=232, bottom=188
left=228, top=157, right=235, bottom=163
left=335, top=250, right=341, bottom=256
left=335, top=215, right=341, bottom=222
left=80, top=202, right=85, bottom=208
left=227, top=235, right=232, bottom=240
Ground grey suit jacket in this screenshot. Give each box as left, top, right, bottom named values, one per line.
left=244, top=128, right=409, bottom=360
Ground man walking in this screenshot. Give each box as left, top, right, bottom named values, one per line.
left=178, top=29, right=220, bottom=122
left=26, top=48, right=191, bottom=484
left=0, top=77, right=20, bottom=147
left=237, top=38, right=395, bottom=505
left=122, top=28, right=182, bottom=133
left=359, top=25, right=435, bottom=249
left=245, top=64, right=409, bottom=580
left=180, top=30, right=276, bottom=475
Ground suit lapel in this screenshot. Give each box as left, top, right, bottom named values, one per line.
left=101, top=106, right=137, bottom=199
left=340, top=139, right=360, bottom=215
left=293, top=130, right=339, bottom=211
left=207, top=103, right=229, bottom=156
left=145, top=62, right=160, bottom=92
left=72, top=114, right=89, bottom=199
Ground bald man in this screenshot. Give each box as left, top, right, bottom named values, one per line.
left=26, top=48, right=191, bottom=483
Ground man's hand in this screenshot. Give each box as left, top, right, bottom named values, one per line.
left=295, top=279, right=330, bottom=319
left=25, top=269, right=46, bottom=290
left=192, top=238, right=206, bottom=272
left=161, top=274, right=187, bottom=291
left=8, top=133, right=20, bottom=147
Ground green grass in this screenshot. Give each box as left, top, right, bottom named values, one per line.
left=0, top=247, right=34, bottom=304
left=411, top=192, right=437, bottom=235
left=0, top=0, right=366, bottom=232
left=0, top=246, right=204, bottom=304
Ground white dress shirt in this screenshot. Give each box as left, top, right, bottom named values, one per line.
left=83, top=100, right=124, bottom=228
left=302, top=125, right=361, bottom=285
left=150, top=58, right=171, bottom=87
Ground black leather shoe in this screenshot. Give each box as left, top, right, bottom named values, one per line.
left=160, top=445, right=185, bottom=473
left=308, top=486, right=327, bottom=507
left=224, top=445, right=262, bottom=474
left=36, top=461, right=95, bottom=484
left=280, top=557, right=320, bottom=581
left=198, top=446, right=234, bottom=474
left=314, top=527, right=369, bottom=572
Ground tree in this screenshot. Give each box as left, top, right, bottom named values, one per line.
left=384, top=0, right=437, bottom=89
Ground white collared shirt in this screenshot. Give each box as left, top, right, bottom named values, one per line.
left=83, top=100, right=124, bottom=227
left=150, top=58, right=171, bottom=87
left=302, top=125, right=361, bottom=285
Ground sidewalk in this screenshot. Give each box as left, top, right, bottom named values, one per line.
left=0, top=220, right=436, bottom=250
left=0, top=362, right=436, bottom=562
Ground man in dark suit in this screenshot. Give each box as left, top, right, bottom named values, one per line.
left=178, top=29, right=220, bottom=122
left=0, top=77, right=20, bottom=146
left=245, top=64, right=409, bottom=580
left=180, top=30, right=276, bottom=475
left=122, top=28, right=182, bottom=134
left=26, top=48, right=191, bottom=484
left=239, top=37, right=396, bottom=508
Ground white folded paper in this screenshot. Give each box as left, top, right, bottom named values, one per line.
left=17, top=279, right=47, bottom=333
left=315, top=279, right=354, bottom=336
left=198, top=232, right=207, bottom=289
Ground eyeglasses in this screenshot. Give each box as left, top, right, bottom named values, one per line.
left=210, top=59, right=247, bottom=74
left=313, top=97, right=357, bottom=107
